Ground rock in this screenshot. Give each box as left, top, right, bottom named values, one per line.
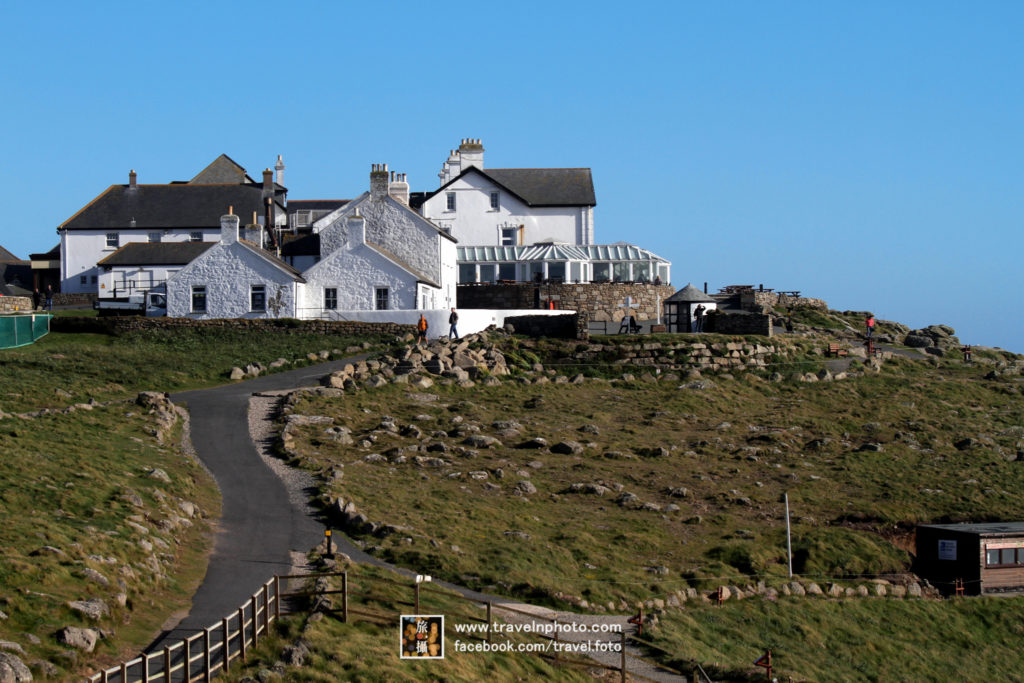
left=515, top=481, right=537, bottom=496
left=856, top=443, right=883, bottom=452
left=463, top=435, right=501, bottom=449
left=147, top=468, right=171, bottom=483
left=667, top=487, right=688, bottom=498
left=551, top=441, right=583, bottom=455
left=904, top=334, right=933, bottom=348
left=516, top=437, right=549, bottom=449
left=954, top=437, right=981, bottom=451
left=0, top=642, right=23, bottom=655
left=788, top=582, right=806, bottom=596
left=230, top=367, right=246, bottom=380
left=57, top=626, right=99, bottom=652
left=82, top=568, right=109, bottom=587
left=68, top=599, right=108, bottom=620
left=806, top=583, right=823, bottom=596
left=0, top=652, right=32, bottom=681
left=891, top=585, right=907, bottom=598
left=907, top=583, right=922, bottom=597
left=827, top=583, right=844, bottom=597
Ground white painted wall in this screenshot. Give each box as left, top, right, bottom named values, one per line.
left=60, top=229, right=219, bottom=294
left=98, top=265, right=181, bottom=297
left=301, top=241, right=426, bottom=317
left=328, top=308, right=575, bottom=338
left=420, top=172, right=592, bottom=246
left=166, top=241, right=299, bottom=319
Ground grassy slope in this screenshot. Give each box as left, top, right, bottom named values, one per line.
left=275, top=335, right=1024, bottom=680
left=0, top=324, right=394, bottom=678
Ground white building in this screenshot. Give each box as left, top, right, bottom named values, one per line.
left=96, top=242, right=213, bottom=297
left=57, top=155, right=287, bottom=294
left=302, top=164, right=458, bottom=316
left=166, top=214, right=304, bottom=319
left=417, top=139, right=596, bottom=247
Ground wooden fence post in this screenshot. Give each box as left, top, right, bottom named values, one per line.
left=342, top=571, right=349, bottom=623
left=274, top=575, right=282, bottom=619
left=163, top=646, right=171, bottom=683
left=142, top=652, right=149, bottom=682
left=222, top=617, right=230, bottom=672
left=263, top=583, right=270, bottom=634
left=203, top=627, right=212, bottom=680
left=251, top=596, right=259, bottom=647
left=239, top=607, right=247, bottom=662
left=119, top=662, right=126, bottom=682
left=620, top=630, right=627, bottom=683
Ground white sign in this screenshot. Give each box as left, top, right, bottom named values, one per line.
left=938, top=539, right=957, bottom=561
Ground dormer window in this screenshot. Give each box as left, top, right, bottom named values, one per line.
left=106, top=232, right=119, bottom=248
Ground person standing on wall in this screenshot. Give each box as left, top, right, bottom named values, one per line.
left=865, top=313, right=876, bottom=339
left=448, top=308, right=459, bottom=340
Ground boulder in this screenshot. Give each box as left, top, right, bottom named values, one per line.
left=0, top=652, right=32, bottom=682
left=551, top=441, right=583, bottom=455
left=68, top=599, right=108, bottom=621
left=57, top=626, right=100, bottom=652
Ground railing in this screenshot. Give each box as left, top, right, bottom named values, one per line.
left=86, top=577, right=280, bottom=683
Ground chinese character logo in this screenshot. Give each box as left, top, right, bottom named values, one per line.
left=400, top=615, right=444, bottom=659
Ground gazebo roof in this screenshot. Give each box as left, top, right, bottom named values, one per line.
left=665, top=283, right=717, bottom=303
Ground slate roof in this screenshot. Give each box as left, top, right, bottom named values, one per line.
left=287, top=200, right=350, bottom=213
left=60, top=184, right=281, bottom=231
left=430, top=167, right=596, bottom=207
left=918, top=522, right=1024, bottom=537
left=665, top=283, right=717, bottom=303
left=0, top=245, right=20, bottom=262
left=189, top=154, right=254, bottom=184
left=29, top=244, right=60, bottom=261
left=96, top=242, right=214, bottom=267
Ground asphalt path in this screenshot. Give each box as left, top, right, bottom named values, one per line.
left=148, top=357, right=371, bottom=650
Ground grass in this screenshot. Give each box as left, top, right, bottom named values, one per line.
left=0, top=404, right=219, bottom=680
left=647, top=597, right=1024, bottom=682
left=218, top=563, right=598, bottom=683
left=0, top=324, right=396, bottom=413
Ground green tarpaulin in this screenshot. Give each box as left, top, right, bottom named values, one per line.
left=0, top=314, right=52, bottom=349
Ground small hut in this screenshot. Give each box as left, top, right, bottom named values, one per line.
left=664, top=283, right=717, bottom=333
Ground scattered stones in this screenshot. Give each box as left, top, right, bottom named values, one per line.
left=57, top=626, right=100, bottom=652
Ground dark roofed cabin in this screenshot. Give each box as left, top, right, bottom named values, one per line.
left=916, top=522, right=1024, bottom=595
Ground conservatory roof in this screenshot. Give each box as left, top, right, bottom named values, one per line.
left=458, top=242, right=669, bottom=264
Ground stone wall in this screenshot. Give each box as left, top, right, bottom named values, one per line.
left=744, top=291, right=828, bottom=312
left=706, top=312, right=773, bottom=336
left=55, top=292, right=96, bottom=307
left=573, top=338, right=785, bottom=373
left=0, top=296, right=32, bottom=313
left=457, top=283, right=675, bottom=323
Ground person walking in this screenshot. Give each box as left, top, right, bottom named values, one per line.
left=44, top=285, right=53, bottom=311
left=416, top=314, right=429, bottom=345
left=865, top=313, right=876, bottom=339
left=448, top=307, right=459, bottom=340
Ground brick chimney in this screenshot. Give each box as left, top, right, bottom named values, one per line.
left=389, top=172, right=409, bottom=205
left=220, top=213, right=240, bottom=245
left=262, top=168, right=273, bottom=198
left=274, top=155, right=285, bottom=185
left=370, top=164, right=389, bottom=201
left=346, top=211, right=365, bottom=250
left=128, top=169, right=137, bottom=189
left=458, top=138, right=484, bottom=171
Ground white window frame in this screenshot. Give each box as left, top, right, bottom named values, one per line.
left=375, top=287, right=389, bottom=311
left=490, top=191, right=500, bottom=210
left=250, top=284, right=266, bottom=312
left=324, top=287, right=338, bottom=310
left=191, top=285, right=207, bottom=313
left=148, top=232, right=161, bottom=243
left=446, top=192, right=456, bottom=212
left=189, top=231, right=203, bottom=243
left=106, top=232, right=119, bottom=248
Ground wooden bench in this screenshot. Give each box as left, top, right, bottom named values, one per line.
left=825, top=342, right=848, bottom=358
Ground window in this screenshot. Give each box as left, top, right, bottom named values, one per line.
left=91, top=275, right=98, bottom=284
left=985, top=546, right=1024, bottom=567
left=250, top=284, right=266, bottom=312
left=324, top=288, right=337, bottom=310
left=191, top=286, right=207, bottom=313
left=459, top=264, right=476, bottom=283
left=148, top=232, right=161, bottom=243
left=498, top=263, right=516, bottom=281
left=375, top=287, right=389, bottom=311
left=500, top=227, right=517, bottom=246
left=593, top=263, right=611, bottom=281
left=490, top=191, right=500, bottom=210
left=479, top=264, right=496, bottom=283
left=446, top=192, right=456, bottom=211
left=106, top=232, right=119, bottom=248
left=294, top=210, right=311, bottom=228
left=80, top=275, right=87, bottom=285
left=189, top=231, right=203, bottom=242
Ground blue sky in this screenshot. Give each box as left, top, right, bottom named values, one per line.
left=4, top=1, right=1021, bottom=351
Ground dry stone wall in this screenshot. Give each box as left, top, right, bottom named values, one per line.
left=457, top=282, right=675, bottom=323
left=576, top=338, right=784, bottom=373
left=0, top=296, right=31, bottom=313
